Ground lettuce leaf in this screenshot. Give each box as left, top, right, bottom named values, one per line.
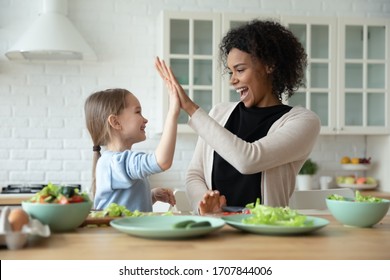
left=327, top=191, right=383, bottom=203
left=243, top=199, right=313, bottom=227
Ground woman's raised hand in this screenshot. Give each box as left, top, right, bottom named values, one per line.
left=155, top=57, right=199, bottom=116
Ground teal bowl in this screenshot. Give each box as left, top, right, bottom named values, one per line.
left=22, top=201, right=92, bottom=232
left=326, top=198, right=390, bottom=227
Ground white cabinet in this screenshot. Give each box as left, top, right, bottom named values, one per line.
left=283, top=16, right=338, bottom=134
left=285, top=16, right=390, bottom=135
left=338, top=18, right=390, bottom=134
left=161, top=11, right=221, bottom=133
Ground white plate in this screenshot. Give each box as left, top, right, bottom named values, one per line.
left=222, top=214, right=329, bottom=235
left=110, top=215, right=225, bottom=239
left=337, top=183, right=378, bottom=190
left=341, top=164, right=371, bottom=171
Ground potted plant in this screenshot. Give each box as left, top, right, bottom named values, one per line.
left=296, top=158, right=318, bottom=190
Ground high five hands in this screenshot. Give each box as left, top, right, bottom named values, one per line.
left=155, top=57, right=199, bottom=116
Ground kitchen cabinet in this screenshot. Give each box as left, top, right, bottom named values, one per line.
left=282, top=16, right=338, bottom=134
left=285, top=16, right=390, bottom=135
left=160, top=11, right=221, bottom=133
left=337, top=18, right=389, bottom=134
left=161, top=12, right=390, bottom=134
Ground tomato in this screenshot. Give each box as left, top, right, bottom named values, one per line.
left=58, top=195, right=69, bottom=204
left=69, top=195, right=84, bottom=203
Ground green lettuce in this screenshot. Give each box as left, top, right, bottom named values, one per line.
left=327, top=191, right=383, bottom=203
left=243, top=199, right=313, bottom=227
left=89, top=202, right=173, bottom=218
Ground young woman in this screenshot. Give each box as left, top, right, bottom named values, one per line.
left=84, top=67, right=179, bottom=211
left=156, top=19, right=321, bottom=215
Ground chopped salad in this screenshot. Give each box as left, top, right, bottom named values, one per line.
left=90, top=202, right=173, bottom=218
left=90, top=203, right=143, bottom=218
left=327, top=190, right=383, bottom=203
left=27, top=182, right=91, bottom=204
left=242, top=199, right=313, bottom=227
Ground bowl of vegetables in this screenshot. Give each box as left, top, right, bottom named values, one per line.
left=326, top=191, right=390, bottom=227
left=22, top=183, right=92, bottom=232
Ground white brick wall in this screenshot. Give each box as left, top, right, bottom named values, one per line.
left=0, top=0, right=389, bottom=192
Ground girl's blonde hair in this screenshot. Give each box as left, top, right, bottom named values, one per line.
left=84, top=88, right=130, bottom=198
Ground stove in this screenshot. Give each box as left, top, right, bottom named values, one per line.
left=1, top=184, right=81, bottom=194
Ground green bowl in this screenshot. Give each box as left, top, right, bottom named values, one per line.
left=22, top=201, right=92, bottom=232
left=326, top=198, right=390, bottom=227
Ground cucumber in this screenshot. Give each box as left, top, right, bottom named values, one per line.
left=186, top=221, right=212, bottom=228
left=60, top=186, right=75, bottom=198
left=173, top=220, right=196, bottom=229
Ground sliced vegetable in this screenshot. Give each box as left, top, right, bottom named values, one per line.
left=355, top=191, right=383, bottom=202
left=60, top=186, right=75, bottom=198
left=58, top=195, right=69, bottom=204
left=327, top=191, right=383, bottom=203
left=173, top=220, right=196, bottom=229
left=243, top=198, right=312, bottom=227
left=172, top=220, right=212, bottom=229
left=89, top=203, right=144, bottom=218
left=327, top=194, right=345, bottom=201
left=27, top=182, right=90, bottom=204
left=187, top=221, right=212, bottom=228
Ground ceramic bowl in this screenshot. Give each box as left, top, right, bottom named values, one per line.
left=22, top=201, right=92, bottom=232
left=326, top=198, right=390, bottom=227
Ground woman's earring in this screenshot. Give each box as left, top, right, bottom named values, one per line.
left=266, top=66, right=274, bottom=74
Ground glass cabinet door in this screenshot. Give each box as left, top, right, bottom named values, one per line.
left=339, top=19, right=389, bottom=134
left=162, top=11, right=221, bottom=131
left=283, top=17, right=337, bottom=134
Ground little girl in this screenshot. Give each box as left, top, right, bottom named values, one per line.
left=84, top=60, right=179, bottom=211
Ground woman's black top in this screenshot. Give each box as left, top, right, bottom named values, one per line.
left=211, top=102, right=292, bottom=207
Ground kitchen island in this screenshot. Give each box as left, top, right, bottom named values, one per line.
left=1, top=214, right=389, bottom=260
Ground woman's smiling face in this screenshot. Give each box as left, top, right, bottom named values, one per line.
left=227, top=48, right=278, bottom=108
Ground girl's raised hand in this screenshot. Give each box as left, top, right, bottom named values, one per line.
left=155, top=57, right=177, bottom=93
left=155, top=57, right=180, bottom=114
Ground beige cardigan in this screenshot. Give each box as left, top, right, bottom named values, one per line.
left=186, top=102, right=321, bottom=214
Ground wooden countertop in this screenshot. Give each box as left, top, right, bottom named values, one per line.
left=0, top=194, right=34, bottom=206
left=1, top=214, right=389, bottom=260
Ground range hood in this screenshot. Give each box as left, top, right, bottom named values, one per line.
left=5, top=0, right=96, bottom=61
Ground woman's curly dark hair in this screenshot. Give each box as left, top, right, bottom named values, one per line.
left=219, top=19, right=307, bottom=100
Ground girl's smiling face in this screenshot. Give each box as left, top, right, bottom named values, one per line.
left=116, top=93, right=148, bottom=147
left=227, top=48, right=279, bottom=107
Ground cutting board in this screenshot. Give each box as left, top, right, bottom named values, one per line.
left=80, top=216, right=119, bottom=227
left=80, top=212, right=169, bottom=227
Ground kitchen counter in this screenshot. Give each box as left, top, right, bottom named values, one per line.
left=1, top=214, right=389, bottom=260
left=0, top=194, right=34, bottom=206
